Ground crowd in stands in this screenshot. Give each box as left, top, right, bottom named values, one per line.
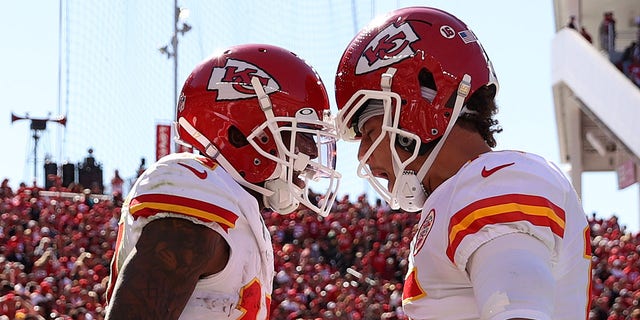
left=589, top=214, right=640, bottom=319
left=0, top=179, right=118, bottom=319
left=566, top=12, right=640, bottom=89
left=1, top=177, right=640, bottom=319
left=600, top=11, right=640, bottom=88
left=566, top=15, right=593, bottom=44
left=618, top=32, right=640, bottom=88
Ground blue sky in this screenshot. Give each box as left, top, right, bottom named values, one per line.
left=1, top=1, right=638, bottom=231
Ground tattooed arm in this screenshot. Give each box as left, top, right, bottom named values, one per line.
left=105, top=218, right=230, bottom=320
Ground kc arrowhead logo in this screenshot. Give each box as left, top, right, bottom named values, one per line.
left=356, top=22, right=419, bottom=75
left=208, top=58, right=279, bottom=100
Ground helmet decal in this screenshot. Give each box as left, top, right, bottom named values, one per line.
left=356, top=22, right=420, bottom=75
left=439, top=25, right=456, bottom=39
left=207, top=58, right=279, bottom=100
left=458, top=29, right=478, bottom=44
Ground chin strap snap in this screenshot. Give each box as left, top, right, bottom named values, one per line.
left=263, top=179, right=300, bottom=215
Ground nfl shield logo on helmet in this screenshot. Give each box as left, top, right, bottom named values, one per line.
left=208, top=58, right=279, bottom=100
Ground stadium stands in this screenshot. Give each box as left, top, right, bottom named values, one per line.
left=0, top=178, right=637, bottom=319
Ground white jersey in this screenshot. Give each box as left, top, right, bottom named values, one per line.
left=107, top=153, right=274, bottom=319
left=402, top=151, right=591, bottom=320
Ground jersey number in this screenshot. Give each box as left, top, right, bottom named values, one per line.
left=236, top=278, right=269, bottom=320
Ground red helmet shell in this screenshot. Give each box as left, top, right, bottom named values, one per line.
left=335, top=7, right=498, bottom=143
left=177, top=44, right=330, bottom=183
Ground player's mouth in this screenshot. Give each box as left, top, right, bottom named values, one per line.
left=371, top=168, right=389, bottom=180
left=371, top=168, right=394, bottom=191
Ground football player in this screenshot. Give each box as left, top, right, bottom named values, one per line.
left=334, top=7, right=592, bottom=320
left=105, top=44, right=341, bottom=319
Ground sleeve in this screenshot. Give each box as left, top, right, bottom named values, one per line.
left=445, top=156, right=567, bottom=270
left=124, top=154, right=241, bottom=232
left=467, top=233, right=554, bottom=320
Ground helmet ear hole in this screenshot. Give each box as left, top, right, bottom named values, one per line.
left=418, top=68, right=437, bottom=91
left=445, top=92, right=457, bottom=108
left=228, top=126, right=249, bottom=148
left=396, top=134, right=417, bottom=153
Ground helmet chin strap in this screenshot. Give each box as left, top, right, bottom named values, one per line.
left=263, top=179, right=300, bottom=214
left=251, top=76, right=302, bottom=214
left=395, top=74, right=472, bottom=212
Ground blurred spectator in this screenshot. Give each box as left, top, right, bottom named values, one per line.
left=619, top=30, right=640, bottom=87
left=581, top=27, right=593, bottom=44
left=1, top=178, right=14, bottom=198
left=135, top=158, right=146, bottom=178
left=629, top=64, right=640, bottom=88
left=567, top=15, right=577, bottom=29
left=109, top=170, right=123, bottom=197
left=599, top=11, right=617, bottom=54
left=46, top=174, right=64, bottom=192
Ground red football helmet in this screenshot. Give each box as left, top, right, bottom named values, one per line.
left=335, top=7, right=498, bottom=211
left=175, top=44, right=340, bottom=216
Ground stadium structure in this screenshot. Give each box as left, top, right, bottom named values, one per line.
left=552, top=0, right=640, bottom=207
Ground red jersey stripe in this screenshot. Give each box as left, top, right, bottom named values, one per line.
left=583, top=225, right=594, bottom=316
left=265, top=294, right=272, bottom=320
left=402, top=267, right=427, bottom=304
left=105, top=223, right=125, bottom=305
left=129, top=194, right=239, bottom=231
left=446, top=194, right=565, bottom=263
left=450, top=194, right=565, bottom=227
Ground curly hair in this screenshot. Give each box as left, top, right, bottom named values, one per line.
left=414, top=69, right=502, bottom=153
left=457, top=84, right=502, bottom=148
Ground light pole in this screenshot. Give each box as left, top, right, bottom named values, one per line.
left=11, top=112, right=67, bottom=183
left=159, top=2, right=191, bottom=152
